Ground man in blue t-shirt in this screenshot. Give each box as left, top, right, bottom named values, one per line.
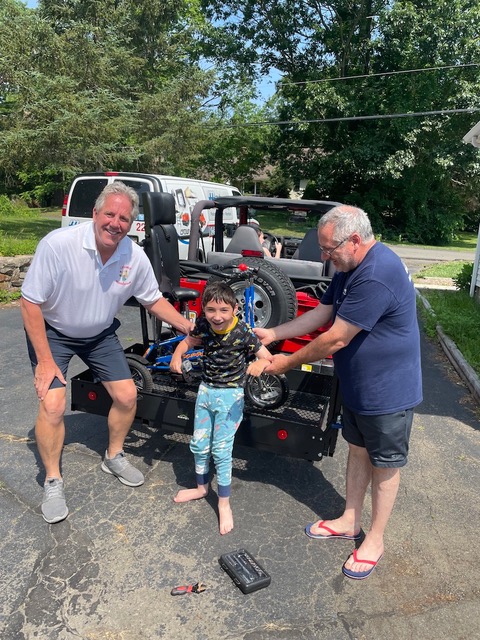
left=255, top=204, right=422, bottom=581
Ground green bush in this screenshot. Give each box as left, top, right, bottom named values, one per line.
left=453, top=262, right=474, bottom=292
left=0, top=195, right=31, bottom=218
left=0, top=290, right=21, bottom=304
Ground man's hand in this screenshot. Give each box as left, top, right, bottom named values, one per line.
left=179, top=319, right=195, bottom=335
left=34, top=361, right=66, bottom=401
left=147, top=298, right=195, bottom=337
left=264, top=353, right=292, bottom=375
left=253, top=327, right=276, bottom=346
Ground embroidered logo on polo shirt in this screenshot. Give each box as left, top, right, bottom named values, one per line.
left=117, top=265, right=132, bottom=285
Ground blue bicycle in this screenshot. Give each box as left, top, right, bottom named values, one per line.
left=125, top=264, right=289, bottom=410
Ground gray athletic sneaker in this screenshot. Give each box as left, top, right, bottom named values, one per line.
left=42, top=478, right=69, bottom=524
left=101, top=451, right=144, bottom=487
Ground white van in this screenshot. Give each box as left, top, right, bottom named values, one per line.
left=61, top=171, right=242, bottom=254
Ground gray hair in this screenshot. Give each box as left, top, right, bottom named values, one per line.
left=318, top=205, right=374, bottom=243
left=95, top=181, right=139, bottom=221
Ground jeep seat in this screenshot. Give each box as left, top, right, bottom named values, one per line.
left=142, top=191, right=199, bottom=307
left=291, top=228, right=322, bottom=262
left=223, top=224, right=265, bottom=256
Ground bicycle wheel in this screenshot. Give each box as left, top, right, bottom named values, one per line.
left=245, top=373, right=289, bottom=410
left=126, top=354, right=154, bottom=393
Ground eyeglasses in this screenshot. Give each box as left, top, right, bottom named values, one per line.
left=319, top=236, right=350, bottom=257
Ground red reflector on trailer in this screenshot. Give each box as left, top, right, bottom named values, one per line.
left=277, top=429, right=288, bottom=440
left=88, top=391, right=97, bottom=401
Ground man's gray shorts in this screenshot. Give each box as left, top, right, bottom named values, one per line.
left=341, top=405, right=414, bottom=468
left=26, top=319, right=131, bottom=390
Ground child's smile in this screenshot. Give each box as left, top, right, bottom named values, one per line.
left=204, top=299, right=238, bottom=332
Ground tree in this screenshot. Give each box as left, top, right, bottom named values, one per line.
left=0, top=0, right=214, bottom=203
left=197, top=98, right=274, bottom=186
left=200, top=0, right=480, bottom=243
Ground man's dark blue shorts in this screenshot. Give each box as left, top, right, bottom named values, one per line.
left=341, top=405, right=414, bottom=468
left=26, top=319, right=131, bottom=390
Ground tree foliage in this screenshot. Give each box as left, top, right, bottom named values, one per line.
left=201, top=0, right=480, bottom=243
left=1, top=0, right=480, bottom=246
left=0, top=0, right=215, bottom=202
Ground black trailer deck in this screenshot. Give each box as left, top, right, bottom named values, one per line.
left=71, top=345, right=340, bottom=461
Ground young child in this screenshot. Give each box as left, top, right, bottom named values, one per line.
left=170, top=281, right=272, bottom=534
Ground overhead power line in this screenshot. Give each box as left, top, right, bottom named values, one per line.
left=278, top=63, right=480, bottom=87
left=217, top=108, right=480, bottom=129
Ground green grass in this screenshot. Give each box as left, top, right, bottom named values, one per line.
left=254, top=210, right=314, bottom=238
left=413, top=261, right=471, bottom=280
left=0, top=207, right=61, bottom=256
left=418, top=289, right=480, bottom=376
left=387, top=230, right=478, bottom=251
left=447, top=231, right=478, bottom=251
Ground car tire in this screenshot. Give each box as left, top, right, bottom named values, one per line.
left=208, top=257, right=298, bottom=327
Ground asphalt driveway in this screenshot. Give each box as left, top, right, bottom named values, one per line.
left=0, top=303, right=479, bottom=640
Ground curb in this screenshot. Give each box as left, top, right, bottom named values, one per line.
left=416, top=290, right=480, bottom=405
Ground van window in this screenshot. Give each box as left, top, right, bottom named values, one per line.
left=69, top=179, right=108, bottom=218
left=118, top=179, right=152, bottom=222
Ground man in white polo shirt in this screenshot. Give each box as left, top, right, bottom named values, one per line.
left=21, top=181, right=193, bottom=524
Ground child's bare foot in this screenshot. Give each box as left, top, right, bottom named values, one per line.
left=219, top=499, right=234, bottom=535
left=173, top=485, right=208, bottom=503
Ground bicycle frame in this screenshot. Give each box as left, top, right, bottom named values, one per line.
left=142, top=265, right=256, bottom=375
left=243, top=269, right=255, bottom=328
left=142, top=334, right=203, bottom=372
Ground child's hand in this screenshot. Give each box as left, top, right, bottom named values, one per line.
left=170, top=357, right=183, bottom=374
left=247, top=358, right=269, bottom=377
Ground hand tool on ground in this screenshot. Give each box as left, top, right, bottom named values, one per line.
left=171, top=582, right=206, bottom=596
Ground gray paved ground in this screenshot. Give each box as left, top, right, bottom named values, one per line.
left=1, top=299, right=479, bottom=640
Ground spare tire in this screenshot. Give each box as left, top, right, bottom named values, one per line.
left=208, top=257, right=297, bottom=328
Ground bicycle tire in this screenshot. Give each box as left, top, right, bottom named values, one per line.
left=245, top=373, right=289, bottom=410
left=126, top=354, right=154, bottom=393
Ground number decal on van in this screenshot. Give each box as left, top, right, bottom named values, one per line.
left=135, top=222, right=145, bottom=233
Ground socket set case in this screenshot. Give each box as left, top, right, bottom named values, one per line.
left=219, top=549, right=271, bottom=594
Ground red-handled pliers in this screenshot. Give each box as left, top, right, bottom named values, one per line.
left=171, top=582, right=206, bottom=596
